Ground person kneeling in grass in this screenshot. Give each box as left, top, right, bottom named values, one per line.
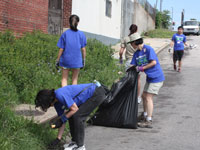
left=35, top=82, right=105, bottom=150
left=128, top=33, right=165, bottom=128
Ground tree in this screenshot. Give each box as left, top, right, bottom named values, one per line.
left=155, top=10, right=171, bottom=29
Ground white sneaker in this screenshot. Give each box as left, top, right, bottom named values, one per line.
left=64, top=141, right=78, bottom=150
left=137, top=96, right=142, bottom=104
left=72, top=145, right=86, bottom=150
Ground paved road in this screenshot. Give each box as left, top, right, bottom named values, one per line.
left=85, top=36, right=200, bottom=150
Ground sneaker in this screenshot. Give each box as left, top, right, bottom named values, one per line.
left=64, top=141, right=78, bottom=150
left=72, top=145, right=86, bottom=150
left=137, top=96, right=142, bottom=104
left=137, top=112, right=146, bottom=122
left=138, top=120, right=153, bottom=128
left=178, top=68, right=181, bottom=72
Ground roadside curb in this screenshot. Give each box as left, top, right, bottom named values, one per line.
left=155, top=43, right=170, bottom=54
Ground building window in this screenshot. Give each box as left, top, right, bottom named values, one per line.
left=106, top=0, right=112, bottom=18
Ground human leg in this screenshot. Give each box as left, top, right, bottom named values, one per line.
left=138, top=82, right=163, bottom=128
left=73, top=87, right=106, bottom=147
left=64, top=117, right=78, bottom=149
left=145, top=92, right=154, bottom=120
left=173, top=51, right=178, bottom=70
left=62, top=68, right=69, bottom=87
left=137, top=74, right=142, bottom=103
left=177, top=50, right=184, bottom=72
left=72, top=69, right=80, bottom=85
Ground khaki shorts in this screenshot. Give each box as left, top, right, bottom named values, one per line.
left=143, top=81, right=164, bottom=95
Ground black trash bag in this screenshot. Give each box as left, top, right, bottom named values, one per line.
left=89, top=66, right=138, bottom=129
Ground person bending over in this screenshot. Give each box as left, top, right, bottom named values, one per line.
left=35, top=82, right=105, bottom=150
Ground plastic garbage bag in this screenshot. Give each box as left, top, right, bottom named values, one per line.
left=89, top=66, right=138, bottom=129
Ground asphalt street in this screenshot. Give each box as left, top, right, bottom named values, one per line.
left=84, top=36, right=200, bottom=150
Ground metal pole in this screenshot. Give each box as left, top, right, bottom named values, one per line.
left=155, top=0, right=158, bottom=9
left=160, top=0, right=163, bottom=12
left=181, top=9, right=185, bottom=26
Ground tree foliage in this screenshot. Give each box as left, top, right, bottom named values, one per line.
left=156, top=10, right=171, bottom=29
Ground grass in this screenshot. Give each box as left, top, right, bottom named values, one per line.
left=143, top=28, right=175, bottom=38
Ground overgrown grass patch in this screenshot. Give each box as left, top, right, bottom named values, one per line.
left=143, top=29, right=175, bottom=38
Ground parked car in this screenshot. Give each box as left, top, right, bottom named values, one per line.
left=183, top=20, right=200, bottom=35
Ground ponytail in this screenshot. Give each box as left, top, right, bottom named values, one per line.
left=129, top=24, right=138, bottom=36
left=69, top=15, right=80, bottom=31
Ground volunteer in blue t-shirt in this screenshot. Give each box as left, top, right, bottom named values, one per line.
left=35, top=83, right=105, bottom=150
left=128, top=33, right=165, bottom=128
left=56, top=15, right=87, bottom=87
left=169, top=26, right=188, bottom=72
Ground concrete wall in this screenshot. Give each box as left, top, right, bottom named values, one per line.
left=120, top=0, right=134, bottom=38
left=133, top=1, right=155, bottom=34
left=71, top=0, right=121, bottom=44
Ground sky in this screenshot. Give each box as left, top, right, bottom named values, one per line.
left=147, top=0, right=200, bottom=30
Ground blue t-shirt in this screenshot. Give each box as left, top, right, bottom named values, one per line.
left=57, top=29, right=87, bottom=68
left=54, top=83, right=96, bottom=122
left=172, top=33, right=186, bottom=51
left=131, top=45, right=165, bottom=83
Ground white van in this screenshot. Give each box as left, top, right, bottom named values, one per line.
left=183, top=20, right=200, bottom=35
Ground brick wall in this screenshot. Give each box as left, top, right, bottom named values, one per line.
left=63, top=0, right=72, bottom=28
left=0, top=0, right=48, bottom=34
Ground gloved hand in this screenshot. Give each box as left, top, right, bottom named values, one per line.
left=168, top=47, right=172, bottom=53
left=55, top=60, right=59, bottom=70
left=119, top=58, right=123, bottom=64
left=81, top=59, right=85, bottom=69
left=136, top=66, right=144, bottom=72
left=51, top=118, right=63, bottom=129
left=48, top=138, right=61, bottom=148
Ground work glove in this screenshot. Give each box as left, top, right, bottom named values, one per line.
left=81, top=59, right=85, bottom=69
left=51, top=118, right=63, bottom=129
left=136, top=66, right=144, bottom=72
left=119, top=58, right=123, bottom=64
left=55, top=60, right=59, bottom=70
left=168, top=47, right=172, bottom=53
left=48, top=138, right=61, bottom=149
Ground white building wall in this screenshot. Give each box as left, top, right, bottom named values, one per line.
left=72, top=0, right=122, bottom=40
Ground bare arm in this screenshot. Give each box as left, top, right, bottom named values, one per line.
left=143, top=60, right=157, bottom=70
left=119, top=47, right=125, bottom=59
left=56, top=48, right=64, bottom=61
left=57, top=103, right=79, bottom=139
left=65, top=103, right=79, bottom=118
left=81, top=47, right=86, bottom=60
left=184, top=42, right=188, bottom=47
left=170, top=40, right=174, bottom=48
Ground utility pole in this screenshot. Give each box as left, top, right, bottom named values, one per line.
left=160, top=0, right=163, bottom=12
left=155, top=0, right=158, bottom=9
left=181, top=9, right=185, bottom=26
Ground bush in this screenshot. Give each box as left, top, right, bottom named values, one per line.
left=0, top=31, right=122, bottom=104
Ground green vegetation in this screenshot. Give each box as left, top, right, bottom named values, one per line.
left=0, top=31, right=123, bottom=149
left=156, top=10, right=171, bottom=29
left=143, top=29, right=175, bottom=38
